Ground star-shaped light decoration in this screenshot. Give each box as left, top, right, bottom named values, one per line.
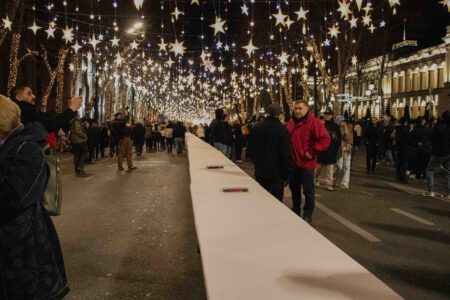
left=362, top=4, right=373, bottom=14
left=389, top=0, right=401, bottom=14
left=203, top=58, right=214, bottom=69
left=362, top=14, right=372, bottom=26
left=241, top=4, right=249, bottom=16
left=28, top=21, right=41, bottom=35
left=368, top=23, right=376, bottom=33
left=351, top=55, right=358, bottom=66
left=111, top=36, right=120, bottom=47
left=324, top=38, right=331, bottom=46
left=328, top=24, right=340, bottom=38
left=380, top=20, right=386, bottom=28
left=88, top=34, right=100, bottom=50
left=71, top=41, right=83, bottom=53
left=134, top=0, right=144, bottom=10
left=166, top=57, right=174, bottom=67
left=2, top=16, right=13, bottom=31
left=130, top=40, right=139, bottom=50
left=285, top=17, right=294, bottom=29
left=210, top=17, right=226, bottom=36
left=349, top=16, right=358, bottom=28
left=45, top=24, right=56, bottom=39
left=294, top=6, right=309, bottom=21
left=62, top=26, right=74, bottom=44
left=439, top=0, right=450, bottom=12
left=355, top=0, right=363, bottom=11
left=191, top=0, right=200, bottom=5
left=115, top=53, right=124, bottom=66
left=277, top=51, right=290, bottom=65
left=272, top=9, right=287, bottom=27
left=170, top=39, right=186, bottom=57
left=158, top=39, right=167, bottom=52
left=200, top=49, right=207, bottom=62
left=242, top=39, right=258, bottom=57
left=337, top=0, right=352, bottom=19
left=171, top=7, right=183, bottom=20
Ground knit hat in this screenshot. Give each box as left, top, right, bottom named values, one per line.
left=267, top=103, right=282, bottom=116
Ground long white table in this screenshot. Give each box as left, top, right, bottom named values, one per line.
left=186, top=133, right=402, bottom=300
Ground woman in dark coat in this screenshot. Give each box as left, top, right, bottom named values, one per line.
left=395, top=117, right=417, bottom=183
left=133, top=122, right=145, bottom=156
left=0, top=96, right=69, bottom=300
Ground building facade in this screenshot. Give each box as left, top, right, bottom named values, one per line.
left=343, top=25, right=450, bottom=120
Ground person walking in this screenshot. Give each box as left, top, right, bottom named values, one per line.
left=210, top=108, right=227, bottom=155
left=223, top=114, right=234, bottom=159
left=110, top=110, right=137, bottom=172
left=99, top=123, right=109, bottom=158
left=232, top=119, right=244, bottom=162
left=247, top=104, right=292, bottom=201
left=173, top=121, right=187, bottom=154
left=395, top=117, right=417, bottom=183
left=315, top=109, right=342, bottom=191
left=0, top=95, right=70, bottom=300
left=133, top=122, right=145, bottom=156
left=69, top=113, right=88, bottom=176
left=424, top=111, right=450, bottom=199
left=334, top=117, right=353, bottom=189
left=165, top=122, right=174, bottom=154
left=144, top=121, right=153, bottom=152
left=286, top=100, right=330, bottom=223
left=365, top=117, right=382, bottom=174
left=353, top=121, right=362, bottom=150
left=412, top=117, right=432, bottom=181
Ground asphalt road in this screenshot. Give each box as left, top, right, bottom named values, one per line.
left=53, top=150, right=206, bottom=300
left=239, top=148, right=450, bottom=300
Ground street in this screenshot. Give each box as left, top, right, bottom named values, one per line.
left=239, top=148, right=450, bottom=300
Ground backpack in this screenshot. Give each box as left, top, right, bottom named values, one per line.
left=16, top=142, right=62, bottom=216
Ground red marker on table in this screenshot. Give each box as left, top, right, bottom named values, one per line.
left=222, top=187, right=249, bottom=192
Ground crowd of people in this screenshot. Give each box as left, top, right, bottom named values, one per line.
left=1, top=83, right=449, bottom=299
left=199, top=101, right=450, bottom=223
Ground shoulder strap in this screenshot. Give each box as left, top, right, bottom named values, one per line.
left=15, top=141, right=27, bottom=156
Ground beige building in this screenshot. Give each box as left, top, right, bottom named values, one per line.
left=342, top=25, right=450, bottom=120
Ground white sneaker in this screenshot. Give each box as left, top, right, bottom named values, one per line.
left=340, top=184, right=349, bottom=189
left=315, top=181, right=320, bottom=188
left=423, top=191, right=435, bottom=197
left=440, top=194, right=450, bottom=200
left=326, top=186, right=334, bottom=191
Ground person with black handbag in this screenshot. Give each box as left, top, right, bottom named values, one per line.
left=0, top=95, right=69, bottom=299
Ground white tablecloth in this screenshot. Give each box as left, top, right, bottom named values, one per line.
left=186, top=133, right=402, bottom=300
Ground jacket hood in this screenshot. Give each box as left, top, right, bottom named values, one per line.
left=0, top=122, right=47, bottom=155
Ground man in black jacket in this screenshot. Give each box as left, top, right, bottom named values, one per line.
left=10, top=85, right=82, bottom=133
left=247, top=103, right=293, bottom=201
left=365, top=117, right=383, bottom=174
left=424, top=111, right=450, bottom=199
left=210, top=108, right=227, bottom=155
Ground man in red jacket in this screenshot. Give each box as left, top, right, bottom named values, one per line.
left=286, top=100, right=330, bottom=223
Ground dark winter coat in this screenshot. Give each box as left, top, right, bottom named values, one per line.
left=365, top=124, right=383, bottom=146
left=317, top=120, right=342, bottom=165
left=247, top=116, right=293, bottom=182
left=0, top=123, right=69, bottom=300
left=13, top=100, right=76, bottom=133
left=86, top=126, right=100, bottom=148
left=209, top=119, right=227, bottom=144
left=100, top=126, right=109, bottom=146
left=382, top=125, right=395, bottom=151
left=430, top=121, right=450, bottom=157
left=232, top=124, right=244, bottom=146
left=411, top=125, right=432, bottom=155
left=224, top=122, right=233, bottom=146
left=395, top=125, right=417, bottom=161
left=109, top=119, right=128, bottom=140
left=173, top=124, right=187, bottom=139
left=133, top=124, right=146, bottom=143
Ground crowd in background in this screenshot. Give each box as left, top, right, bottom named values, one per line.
left=195, top=102, right=450, bottom=222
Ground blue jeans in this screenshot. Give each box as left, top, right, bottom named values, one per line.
left=289, top=168, right=315, bottom=217
left=214, top=142, right=227, bottom=156
left=175, top=138, right=184, bottom=154
left=426, top=155, right=450, bottom=194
